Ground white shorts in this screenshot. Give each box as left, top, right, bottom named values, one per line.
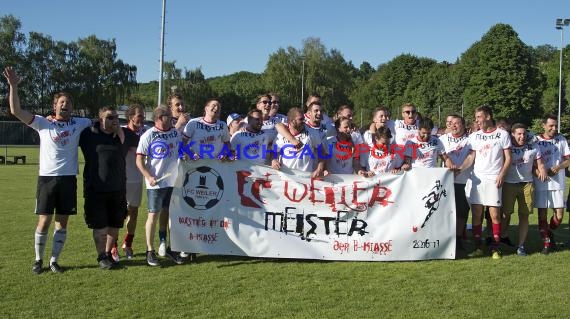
left=534, top=189, right=565, bottom=209
left=467, top=175, right=502, bottom=207
left=126, top=182, right=143, bottom=207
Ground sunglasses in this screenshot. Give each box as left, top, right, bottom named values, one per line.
left=403, top=110, right=417, bottom=115
left=105, top=115, right=117, bottom=120
left=260, top=100, right=273, bottom=105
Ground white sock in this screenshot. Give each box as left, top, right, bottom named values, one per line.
left=35, top=231, right=48, bottom=261
left=50, top=229, right=67, bottom=264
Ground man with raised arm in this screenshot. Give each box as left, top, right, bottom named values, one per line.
left=4, top=67, right=92, bottom=274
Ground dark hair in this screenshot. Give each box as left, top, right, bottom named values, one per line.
left=447, top=113, right=465, bottom=126
left=126, top=104, right=144, bottom=119
left=167, top=93, right=184, bottom=107
left=475, top=105, right=493, bottom=119
left=542, top=114, right=558, bottom=124
left=247, top=108, right=261, bottom=117
left=53, top=92, right=72, bottom=106
left=373, top=126, right=392, bottom=141
left=334, top=116, right=352, bottom=130
left=419, top=117, right=434, bottom=131
left=510, top=123, right=527, bottom=132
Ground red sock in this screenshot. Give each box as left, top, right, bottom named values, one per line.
left=492, top=223, right=501, bottom=243
left=538, top=217, right=551, bottom=246
left=123, top=234, right=134, bottom=247
left=550, top=216, right=561, bottom=230
left=473, top=224, right=482, bottom=242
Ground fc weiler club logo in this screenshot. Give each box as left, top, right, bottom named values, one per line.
left=182, top=166, right=224, bottom=210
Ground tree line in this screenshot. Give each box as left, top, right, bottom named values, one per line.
left=0, top=15, right=136, bottom=116
left=1, top=14, right=568, bottom=136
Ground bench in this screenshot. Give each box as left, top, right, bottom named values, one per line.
left=4, top=155, right=26, bottom=164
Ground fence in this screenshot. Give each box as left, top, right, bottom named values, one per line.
left=0, top=121, right=40, bottom=145
left=0, top=121, right=40, bottom=165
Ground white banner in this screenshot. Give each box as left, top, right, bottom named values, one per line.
left=170, top=160, right=456, bottom=261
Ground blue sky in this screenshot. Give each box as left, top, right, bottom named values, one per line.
left=3, top=0, right=570, bottom=83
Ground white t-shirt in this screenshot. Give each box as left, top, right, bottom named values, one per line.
left=326, top=136, right=354, bottom=174
left=183, top=117, right=231, bottom=159
left=28, top=115, right=92, bottom=176
left=230, top=128, right=273, bottom=164
left=268, top=114, right=288, bottom=125
left=533, top=134, right=570, bottom=191
left=468, top=128, right=512, bottom=180
left=306, top=121, right=336, bottom=142
left=136, top=127, right=181, bottom=189
left=123, top=125, right=149, bottom=183
left=367, top=143, right=404, bottom=173
left=404, top=135, right=445, bottom=168
left=439, top=132, right=472, bottom=184
left=505, top=143, right=541, bottom=183
left=393, top=119, right=419, bottom=147
left=274, top=128, right=322, bottom=172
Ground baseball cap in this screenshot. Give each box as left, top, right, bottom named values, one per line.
left=226, top=113, right=242, bottom=126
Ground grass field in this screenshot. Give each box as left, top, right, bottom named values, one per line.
left=1, top=147, right=570, bottom=318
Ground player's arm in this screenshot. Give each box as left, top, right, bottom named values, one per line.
left=496, top=148, right=512, bottom=187
left=458, top=150, right=475, bottom=171
left=136, top=154, right=157, bottom=186
left=534, top=157, right=548, bottom=182
left=3, top=67, right=34, bottom=124
left=275, top=123, right=302, bottom=149
left=551, top=155, right=570, bottom=175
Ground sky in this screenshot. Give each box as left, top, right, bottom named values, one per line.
left=3, top=0, right=570, bottom=83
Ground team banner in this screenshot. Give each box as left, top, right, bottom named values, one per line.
left=170, top=160, right=456, bottom=261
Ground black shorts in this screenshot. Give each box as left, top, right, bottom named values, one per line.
left=36, top=176, right=77, bottom=215
left=84, top=191, right=127, bottom=229
left=454, top=183, right=470, bottom=220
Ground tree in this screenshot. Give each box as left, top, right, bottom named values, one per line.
left=264, top=37, right=356, bottom=113
left=457, top=24, right=543, bottom=124
left=209, top=71, right=265, bottom=115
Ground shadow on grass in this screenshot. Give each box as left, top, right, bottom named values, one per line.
left=457, top=224, right=570, bottom=259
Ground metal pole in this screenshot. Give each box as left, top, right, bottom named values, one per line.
left=301, top=59, right=305, bottom=105
left=558, top=28, right=564, bottom=133
left=158, top=0, right=166, bottom=106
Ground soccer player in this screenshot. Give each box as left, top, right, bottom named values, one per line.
left=326, top=117, right=359, bottom=174
left=533, top=114, right=570, bottom=254
left=230, top=109, right=273, bottom=164
left=272, top=107, right=325, bottom=177
left=363, top=106, right=394, bottom=146
left=439, top=114, right=472, bottom=251
left=182, top=98, right=231, bottom=161
left=403, top=118, right=447, bottom=168
left=500, top=123, right=547, bottom=256
left=4, top=67, right=92, bottom=274
left=79, top=106, right=138, bottom=269
left=393, top=103, right=420, bottom=147
left=168, top=93, right=190, bottom=131
left=268, top=93, right=287, bottom=124
left=459, top=105, right=511, bottom=259
left=226, top=113, right=243, bottom=136
left=116, top=104, right=147, bottom=260
left=136, top=105, right=184, bottom=266
left=359, top=126, right=406, bottom=177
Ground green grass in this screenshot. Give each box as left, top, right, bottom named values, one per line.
left=1, top=147, right=570, bottom=318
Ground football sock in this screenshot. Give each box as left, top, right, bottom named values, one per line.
left=158, top=231, right=167, bottom=242
left=492, top=223, right=501, bottom=243
left=124, top=234, right=134, bottom=247
left=50, top=228, right=67, bottom=263
left=549, top=215, right=561, bottom=230
left=35, top=231, right=48, bottom=261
